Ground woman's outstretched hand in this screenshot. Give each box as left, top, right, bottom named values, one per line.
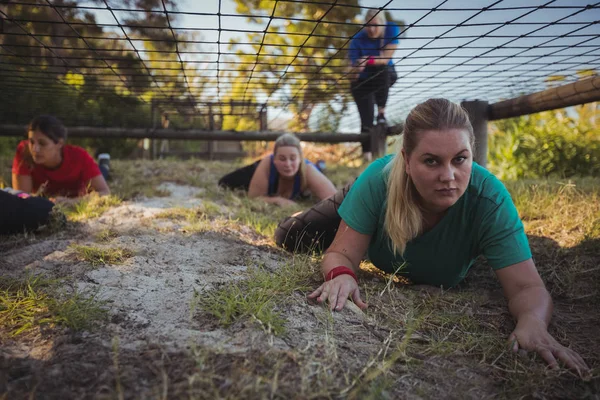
left=308, top=274, right=367, bottom=311
left=509, top=315, right=589, bottom=377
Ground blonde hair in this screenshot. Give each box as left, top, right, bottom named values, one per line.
left=365, top=9, right=386, bottom=25
left=384, top=98, right=475, bottom=255
left=273, top=133, right=307, bottom=191
left=365, top=9, right=386, bottom=38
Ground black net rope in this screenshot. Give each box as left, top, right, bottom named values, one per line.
left=0, top=0, right=598, bottom=130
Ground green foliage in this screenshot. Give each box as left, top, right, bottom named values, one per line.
left=231, top=0, right=364, bottom=131
left=489, top=103, right=600, bottom=180
left=0, top=0, right=197, bottom=157
left=312, top=101, right=349, bottom=132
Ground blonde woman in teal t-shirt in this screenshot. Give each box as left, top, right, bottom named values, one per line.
left=276, top=98, right=588, bottom=375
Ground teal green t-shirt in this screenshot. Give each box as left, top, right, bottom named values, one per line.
left=337, top=155, right=532, bottom=288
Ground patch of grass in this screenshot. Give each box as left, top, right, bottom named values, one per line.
left=199, top=257, right=318, bottom=335
left=0, top=275, right=107, bottom=337
left=0, top=155, right=12, bottom=189
left=502, top=178, right=600, bottom=301
left=156, top=207, right=198, bottom=222
left=72, top=244, right=134, bottom=267
left=155, top=199, right=294, bottom=240
left=507, top=179, right=600, bottom=244
left=156, top=201, right=224, bottom=222
left=95, top=227, right=120, bottom=242
left=62, top=194, right=122, bottom=222
left=231, top=197, right=302, bottom=238
left=201, top=200, right=222, bottom=215
left=326, top=163, right=363, bottom=188
left=156, top=205, right=222, bottom=234
left=109, top=159, right=233, bottom=200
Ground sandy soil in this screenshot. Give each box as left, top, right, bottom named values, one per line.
left=1, top=184, right=401, bottom=398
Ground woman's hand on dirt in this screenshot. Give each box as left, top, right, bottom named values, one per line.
left=308, top=275, right=367, bottom=311
left=509, top=315, right=589, bottom=377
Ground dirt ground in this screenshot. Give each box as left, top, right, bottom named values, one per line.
left=1, top=169, right=599, bottom=399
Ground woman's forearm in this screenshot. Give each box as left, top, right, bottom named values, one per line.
left=322, top=251, right=357, bottom=277
left=508, top=285, right=553, bottom=325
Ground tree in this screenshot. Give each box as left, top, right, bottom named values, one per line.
left=1, top=2, right=203, bottom=129
left=230, top=0, right=363, bottom=132
left=0, top=0, right=207, bottom=157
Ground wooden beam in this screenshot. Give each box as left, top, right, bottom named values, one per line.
left=461, top=100, right=489, bottom=168
left=489, top=76, right=600, bottom=121
left=0, top=125, right=370, bottom=143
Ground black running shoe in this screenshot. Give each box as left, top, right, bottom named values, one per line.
left=376, top=114, right=387, bottom=127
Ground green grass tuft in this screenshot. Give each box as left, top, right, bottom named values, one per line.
left=95, top=227, right=120, bottom=242
left=72, top=244, right=134, bottom=267
left=63, top=194, right=122, bottom=221
left=0, top=275, right=107, bottom=337
left=199, top=257, right=317, bottom=335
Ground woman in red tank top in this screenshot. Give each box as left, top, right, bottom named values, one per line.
left=12, top=115, right=110, bottom=201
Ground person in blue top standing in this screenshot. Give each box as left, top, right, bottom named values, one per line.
left=275, top=98, right=588, bottom=375
left=218, top=133, right=336, bottom=206
left=349, top=9, right=400, bottom=162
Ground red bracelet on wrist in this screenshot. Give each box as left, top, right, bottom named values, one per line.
left=366, top=56, right=376, bottom=66
left=325, top=266, right=358, bottom=283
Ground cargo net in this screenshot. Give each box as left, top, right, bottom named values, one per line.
left=1, top=0, right=598, bottom=131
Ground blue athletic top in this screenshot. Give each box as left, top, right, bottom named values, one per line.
left=349, top=21, right=400, bottom=79
left=268, top=155, right=314, bottom=199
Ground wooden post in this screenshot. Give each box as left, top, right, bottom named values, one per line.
left=259, top=104, right=268, bottom=131
left=370, top=124, right=387, bottom=159
left=160, top=113, right=170, bottom=158
left=461, top=100, right=489, bottom=168
left=208, top=105, right=215, bottom=160
left=147, top=100, right=156, bottom=160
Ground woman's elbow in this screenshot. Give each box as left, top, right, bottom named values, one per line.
left=92, top=183, right=111, bottom=196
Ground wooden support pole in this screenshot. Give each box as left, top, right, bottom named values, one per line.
left=489, top=75, right=600, bottom=120
left=208, top=105, right=215, bottom=160
left=461, top=99, right=489, bottom=168
left=370, top=124, right=387, bottom=159
left=148, top=100, right=156, bottom=160
left=259, top=104, right=268, bottom=131
left=151, top=109, right=158, bottom=160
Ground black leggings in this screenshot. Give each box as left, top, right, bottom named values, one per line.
left=0, top=190, right=56, bottom=235
left=351, top=66, right=395, bottom=152
left=218, top=160, right=260, bottom=192
left=274, top=180, right=354, bottom=253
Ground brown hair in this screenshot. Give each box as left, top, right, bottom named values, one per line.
left=384, top=98, right=474, bottom=255
left=273, top=133, right=307, bottom=191
left=21, top=115, right=68, bottom=167
left=28, top=115, right=68, bottom=143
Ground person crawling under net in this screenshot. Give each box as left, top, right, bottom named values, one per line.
left=218, top=133, right=336, bottom=207
left=274, top=98, right=589, bottom=376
